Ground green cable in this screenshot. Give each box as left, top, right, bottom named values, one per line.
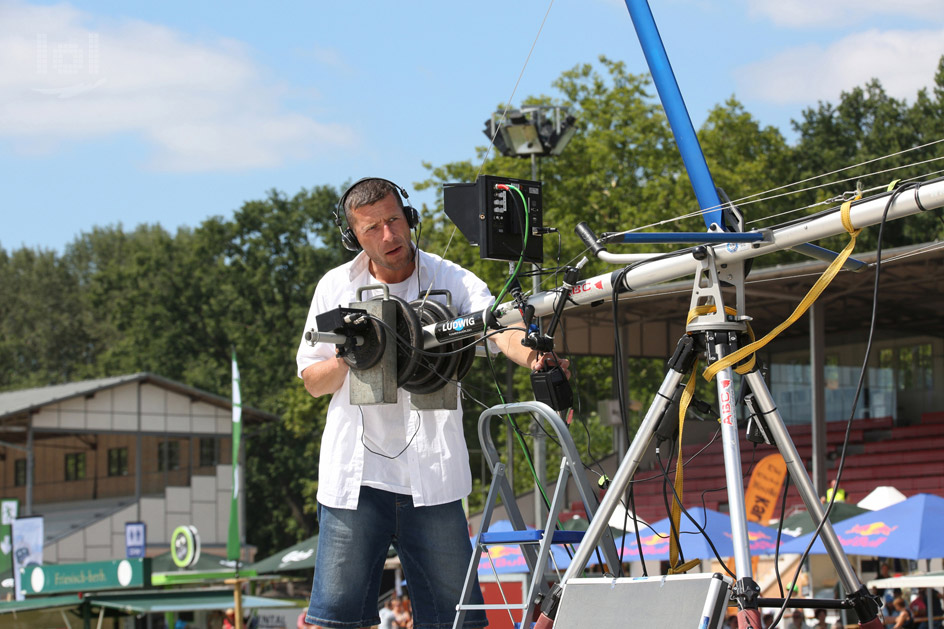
left=479, top=185, right=558, bottom=525
left=490, top=185, right=530, bottom=309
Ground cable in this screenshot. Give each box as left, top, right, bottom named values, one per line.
left=655, top=444, right=739, bottom=579
left=436, top=0, right=555, bottom=269
left=491, top=184, right=530, bottom=308
left=773, top=471, right=791, bottom=599
left=769, top=182, right=921, bottom=629
left=611, top=140, right=944, bottom=235
left=358, top=405, right=421, bottom=460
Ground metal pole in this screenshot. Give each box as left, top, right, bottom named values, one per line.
left=743, top=370, right=861, bottom=592
left=712, top=340, right=753, bottom=579
left=531, top=152, right=548, bottom=528
left=560, top=367, right=686, bottom=579
left=25, top=423, right=33, bottom=516
left=810, top=303, right=827, bottom=498
left=623, top=0, right=724, bottom=229
left=136, top=381, right=142, bottom=519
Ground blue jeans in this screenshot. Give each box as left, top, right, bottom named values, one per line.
left=306, top=486, right=488, bottom=629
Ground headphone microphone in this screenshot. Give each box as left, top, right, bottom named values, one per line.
left=334, top=177, right=420, bottom=252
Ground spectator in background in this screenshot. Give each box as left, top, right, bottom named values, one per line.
left=394, top=596, right=412, bottom=629
left=787, top=609, right=813, bottom=629
left=813, top=608, right=829, bottom=629
left=886, top=598, right=916, bottom=629
left=378, top=599, right=396, bottom=629
left=911, top=589, right=943, bottom=629
left=822, top=479, right=846, bottom=503
left=911, top=592, right=928, bottom=629
left=763, top=613, right=775, bottom=628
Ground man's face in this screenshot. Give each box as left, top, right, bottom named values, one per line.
left=350, top=192, right=414, bottom=283
left=792, top=612, right=804, bottom=625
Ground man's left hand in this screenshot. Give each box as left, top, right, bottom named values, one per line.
left=531, top=353, right=571, bottom=379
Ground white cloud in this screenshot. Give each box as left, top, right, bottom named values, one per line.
left=746, top=0, right=944, bottom=28
left=736, top=28, right=944, bottom=105
left=0, top=1, right=357, bottom=171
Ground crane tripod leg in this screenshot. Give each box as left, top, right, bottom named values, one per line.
left=534, top=330, right=882, bottom=628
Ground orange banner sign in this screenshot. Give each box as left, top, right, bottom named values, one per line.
left=744, top=453, right=788, bottom=525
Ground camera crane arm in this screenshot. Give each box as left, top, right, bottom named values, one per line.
left=306, top=178, right=944, bottom=355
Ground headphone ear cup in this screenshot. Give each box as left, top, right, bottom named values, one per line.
left=340, top=228, right=361, bottom=252
left=404, top=205, right=419, bottom=229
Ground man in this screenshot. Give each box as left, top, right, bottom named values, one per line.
left=822, top=479, right=846, bottom=503
left=297, top=178, right=565, bottom=629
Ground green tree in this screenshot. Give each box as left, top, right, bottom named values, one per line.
left=791, top=59, right=944, bottom=249
left=0, top=247, right=91, bottom=389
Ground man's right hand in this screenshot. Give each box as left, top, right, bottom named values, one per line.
left=302, top=356, right=349, bottom=397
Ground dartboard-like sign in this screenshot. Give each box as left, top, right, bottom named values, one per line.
left=171, top=525, right=201, bottom=569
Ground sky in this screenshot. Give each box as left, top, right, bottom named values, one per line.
left=1, top=0, right=943, bottom=253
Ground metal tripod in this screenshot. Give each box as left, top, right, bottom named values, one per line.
left=540, top=252, right=882, bottom=628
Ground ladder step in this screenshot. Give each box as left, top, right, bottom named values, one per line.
left=478, top=529, right=584, bottom=545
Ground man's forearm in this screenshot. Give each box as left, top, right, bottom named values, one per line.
left=494, top=328, right=538, bottom=369
left=301, top=357, right=349, bottom=398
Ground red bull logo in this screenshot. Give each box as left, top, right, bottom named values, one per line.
left=618, top=532, right=668, bottom=559
left=747, top=529, right=776, bottom=552
left=478, top=545, right=526, bottom=570
left=485, top=545, right=518, bottom=559
left=640, top=532, right=669, bottom=547
left=846, top=521, right=897, bottom=537
left=838, top=521, right=898, bottom=549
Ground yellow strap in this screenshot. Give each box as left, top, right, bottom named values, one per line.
left=702, top=199, right=860, bottom=382
left=668, top=363, right=697, bottom=571
left=668, top=558, right=701, bottom=575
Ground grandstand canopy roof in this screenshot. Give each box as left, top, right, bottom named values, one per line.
left=558, top=242, right=944, bottom=358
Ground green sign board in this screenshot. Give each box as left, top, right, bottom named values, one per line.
left=0, top=499, right=17, bottom=578
left=22, top=558, right=150, bottom=595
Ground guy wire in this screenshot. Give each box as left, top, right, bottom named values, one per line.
left=435, top=0, right=556, bottom=268
left=614, top=139, right=944, bottom=234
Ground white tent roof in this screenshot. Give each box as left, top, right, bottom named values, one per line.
left=868, top=572, right=944, bottom=589
left=607, top=505, right=648, bottom=531
left=857, top=486, right=907, bottom=511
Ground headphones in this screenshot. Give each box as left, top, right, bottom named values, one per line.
left=334, top=177, right=420, bottom=252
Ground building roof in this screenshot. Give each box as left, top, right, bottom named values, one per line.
left=0, top=372, right=280, bottom=424
left=31, top=496, right=135, bottom=545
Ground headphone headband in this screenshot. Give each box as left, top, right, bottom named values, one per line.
left=333, top=177, right=419, bottom=252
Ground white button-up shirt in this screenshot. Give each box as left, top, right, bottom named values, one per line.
left=296, top=249, right=496, bottom=510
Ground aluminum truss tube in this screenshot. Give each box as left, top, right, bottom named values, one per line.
left=559, top=368, right=687, bottom=581
left=713, top=345, right=754, bottom=579
left=742, top=370, right=861, bottom=592
left=419, top=180, right=944, bottom=350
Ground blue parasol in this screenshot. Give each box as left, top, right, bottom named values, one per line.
left=779, top=493, right=944, bottom=559
left=588, top=507, right=783, bottom=564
